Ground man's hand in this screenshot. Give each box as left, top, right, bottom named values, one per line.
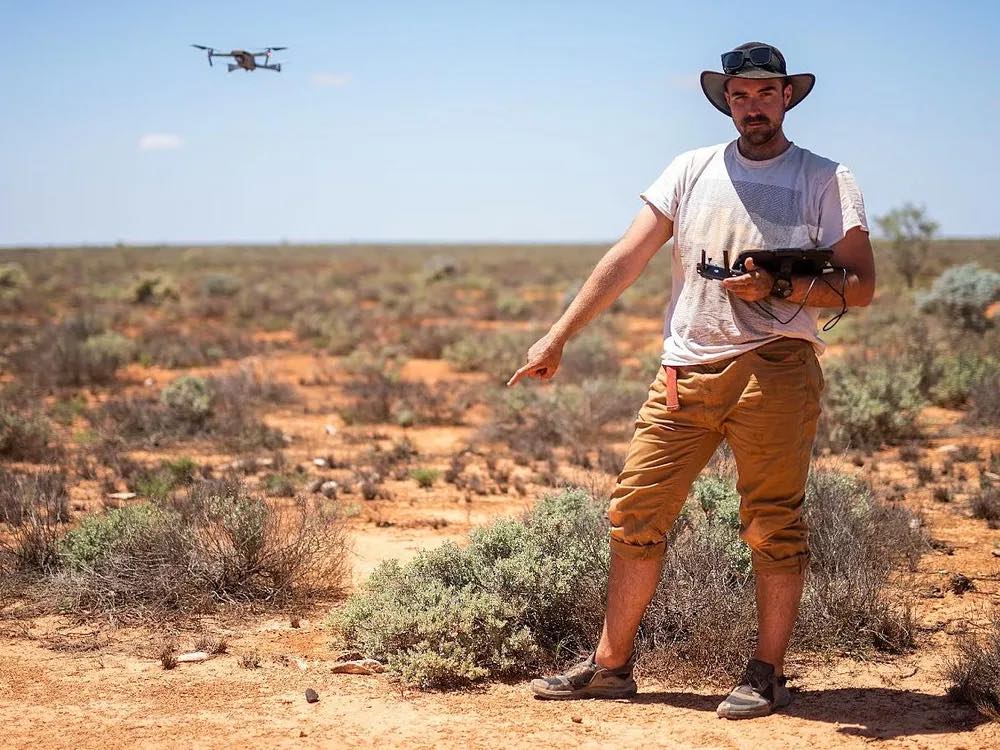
left=721, top=257, right=774, bottom=302
left=507, top=331, right=566, bottom=386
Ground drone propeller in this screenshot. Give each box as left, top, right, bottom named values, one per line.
left=191, top=44, right=214, bottom=66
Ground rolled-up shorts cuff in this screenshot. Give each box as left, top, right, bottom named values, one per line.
left=609, top=536, right=666, bottom=561
left=751, top=551, right=810, bottom=575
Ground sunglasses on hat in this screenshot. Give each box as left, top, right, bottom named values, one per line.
left=721, top=46, right=783, bottom=75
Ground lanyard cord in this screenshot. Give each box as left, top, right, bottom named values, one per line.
left=751, top=266, right=849, bottom=329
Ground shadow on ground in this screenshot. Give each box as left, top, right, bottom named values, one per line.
left=629, top=688, right=985, bottom=739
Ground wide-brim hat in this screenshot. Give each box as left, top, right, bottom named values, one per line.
left=700, top=42, right=815, bottom=117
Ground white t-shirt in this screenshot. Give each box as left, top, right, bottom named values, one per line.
left=640, top=140, right=869, bottom=366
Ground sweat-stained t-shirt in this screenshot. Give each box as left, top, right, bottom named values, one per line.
left=640, top=140, right=869, bottom=367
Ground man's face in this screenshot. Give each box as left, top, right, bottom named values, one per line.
left=724, top=77, right=793, bottom=145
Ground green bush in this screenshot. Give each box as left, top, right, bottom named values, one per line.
left=0, top=262, right=29, bottom=308
left=0, top=405, right=54, bottom=461
left=336, top=470, right=923, bottom=688
left=336, top=489, right=609, bottom=688
left=410, top=467, right=441, bottom=488
left=161, top=375, right=214, bottom=424
left=918, top=263, right=1000, bottom=331
left=131, top=273, right=180, bottom=305
left=820, top=357, right=925, bottom=450
left=60, top=503, right=177, bottom=571
left=559, top=331, right=621, bottom=382
left=200, top=273, right=242, bottom=298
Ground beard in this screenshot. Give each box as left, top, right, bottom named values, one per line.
left=739, top=116, right=780, bottom=145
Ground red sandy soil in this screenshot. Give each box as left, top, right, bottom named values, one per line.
left=2, top=343, right=998, bottom=749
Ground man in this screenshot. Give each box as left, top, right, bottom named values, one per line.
left=507, top=42, right=875, bottom=719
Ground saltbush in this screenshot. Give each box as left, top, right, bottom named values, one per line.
left=49, top=479, right=348, bottom=619
left=819, top=357, right=925, bottom=450
left=947, top=610, right=1000, bottom=720
left=918, top=263, right=1000, bottom=332
left=336, top=470, right=923, bottom=688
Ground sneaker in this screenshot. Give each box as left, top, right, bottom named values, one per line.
left=530, top=652, right=637, bottom=700
left=716, top=658, right=791, bottom=719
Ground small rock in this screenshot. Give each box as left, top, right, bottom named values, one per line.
left=992, top=547, right=1000, bottom=558
left=330, top=659, right=384, bottom=675
left=176, top=651, right=210, bottom=663
left=107, top=492, right=137, bottom=500
left=908, top=518, right=922, bottom=530
left=144, top=377, right=155, bottom=387
left=936, top=444, right=960, bottom=454
left=983, top=471, right=1000, bottom=483
left=325, top=424, right=337, bottom=436
left=305, top=688, right=319, bottom=703
left=306, top=479, right=323, bottom=494
left=312, top=457, right=328, bottom=468
left=919, top=586, right=944, bottom=599
left=256, top=457, right=275, bottom=467
left=571, top=716, right=582, bottom=724
left=295, top=658, right=308, bottom=671
left=949, top=573, right=975, bottom=595
left=320, top=481, right=338, bottom=499
left=299, top=730, right=308, bottom=738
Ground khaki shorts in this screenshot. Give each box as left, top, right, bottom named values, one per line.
left=608, top=338, right=824, bottom=575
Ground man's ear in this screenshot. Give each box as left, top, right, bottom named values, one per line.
left=783, top=82, right=793, bottom=108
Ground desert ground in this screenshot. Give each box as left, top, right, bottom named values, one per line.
left=1, top=241, right=997, bottom=749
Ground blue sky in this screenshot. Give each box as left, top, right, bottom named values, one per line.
left=1, top=0, right=997, bottom=245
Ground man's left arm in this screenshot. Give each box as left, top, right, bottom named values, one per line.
left=786, top=226, right=875, bottom=307
left=722, top=226, right=876, bottom=307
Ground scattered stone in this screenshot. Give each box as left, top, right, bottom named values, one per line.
left=305, top=688, right=319, bottom=703
left=176, top=651, right=210, bottom=663
left=949, top=573, right=975, bottom=595
left=320, top=481, right=338, bottom=499
left=256, top=457, right=275, bottom=467
left=919, top=586, right=944, bottom=599
left=312, top=457, right=328, bottom=468
left=992, top=547, right=1000, bottom=558
left=936, top=444, right=960, bottom=454
left=106, top=492, right=137, bottom=500
left=325, top=424, right=337, bottom=436
left=144, top=377, right=155, bottom=387
left=330, top=659, right=384, bottom=675
left=571, top=716, right=582, bottom=724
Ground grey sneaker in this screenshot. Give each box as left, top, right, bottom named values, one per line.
left=530, top=652, right=637, bottom=700
left=716, top=658, right=791, bottom=719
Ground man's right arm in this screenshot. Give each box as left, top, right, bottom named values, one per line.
left=507, top=203, right=673, bottom=386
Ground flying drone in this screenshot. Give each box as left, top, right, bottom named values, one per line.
left=191, top=45, right=287, bottom=72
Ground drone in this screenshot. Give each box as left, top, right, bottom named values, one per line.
left=191, top=45, right=287, bottom=72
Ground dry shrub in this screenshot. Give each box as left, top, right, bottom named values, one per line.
left=971, top=485, right=1000, bottom=528
left=947, top=610, right=1000, bottom=720
left=95, top=367, right=292, bottom=451
left=47, top=477, right=348, bottom=621
left=0, top=403, right=58, bottom=462
left=336, top=468, right=923, bottom=689
left=135, top=323, right=254, bottom=368
left=10, top=314, right=133, bottom=387
left=0, top=471, right=71, bottom=573
left=479, top=378, right=644, bottom=463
